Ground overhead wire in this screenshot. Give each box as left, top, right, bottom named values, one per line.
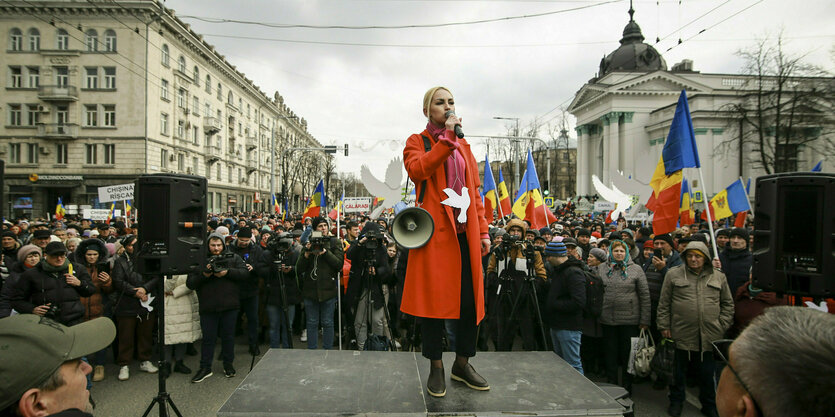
left=665, top=0, right=765, bottom=52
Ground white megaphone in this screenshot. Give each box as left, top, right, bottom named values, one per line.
left=391, top=201, right=434, bottom=249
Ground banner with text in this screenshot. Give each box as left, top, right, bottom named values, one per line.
left=83, top=209, right=122, bottom=221
left=343, top=197, right=372, bottom=213
left=98, top=183, right=134, bottom=203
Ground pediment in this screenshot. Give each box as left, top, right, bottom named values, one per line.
left=568, top=86, right=607, bottom=112
left=614, top=72, right=711, bottom=94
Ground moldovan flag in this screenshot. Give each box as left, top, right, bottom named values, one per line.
left=303, top=180, right=325, bottom=219
left=701, top=179, right=750, bottom=221
left=282, top=200, right=289, bottom=222
left=497, top=167, right=512, bottom=217
left=482, top=155, right=499, bottom=223
left=679, top=179, right=695, bottom=225
left=512, top=150, right=558, bottom=229
left=106, top=202, right=116, bottom=224
left=646, top=90, right=701, bottom=235
left=55, top=197, right=66, bottom=221
left=328, top=192, right=344, bottom=220
left=733, top=178, right=751, bottom=227
left=272, top=194, right=280, bottom=214
left=125, top=200, right=132, bottom=218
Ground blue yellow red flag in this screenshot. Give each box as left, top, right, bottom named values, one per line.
left=55, top=197, right=66, bottom=221
left=512, top=150, right=557, bottom=229
left=303, top=180, right=325, bottom=219
left=702, top=179, right=750, bottom=221
left=482, top=155, right=498, bottom=223
left=679, top=179, right=694, bottom=225
left=497, top=167, right=512, bottom=216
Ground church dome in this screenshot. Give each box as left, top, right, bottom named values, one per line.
left=598, top=6, right=666, bottom=76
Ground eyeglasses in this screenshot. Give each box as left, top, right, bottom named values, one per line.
left=712, top=339, right=763, bottom=416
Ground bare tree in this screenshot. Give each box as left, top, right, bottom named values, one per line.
left=720, top=32, right=835, bottom=174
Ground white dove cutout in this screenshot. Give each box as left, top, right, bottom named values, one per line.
left=805, top=301, right=829, bottom=313
left=592, top=175, right=634, bottom=221
left=441, top=187, right=471, bottom=223
left=361, top=158, right=404, bottom=219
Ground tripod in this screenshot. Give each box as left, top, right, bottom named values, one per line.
left=359, top=251, right=396, bottom=351
left=142, top=274, right=183, bottom=417
left=495, top=247, right=549, bottom=351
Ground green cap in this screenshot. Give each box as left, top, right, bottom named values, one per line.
left=0, top=315, right=116, bottom=409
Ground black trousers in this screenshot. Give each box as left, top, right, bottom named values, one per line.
left=602, top=324, right=639, bottom=392
left=421, top=233, right=477, bottom=361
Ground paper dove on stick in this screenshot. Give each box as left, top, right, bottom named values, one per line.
left=441, top=187, right=470, bottom=223
left=361, top=157, right=403, bottom=219
left=592, top=175, right=634, bottom=221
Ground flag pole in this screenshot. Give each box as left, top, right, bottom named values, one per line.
left=336, top=182, right=344, bottom=351
left=739, top=176, right=754, bottom=217
left=697, top=168, right=720, bottom=260
left=123, top=200, right=130, bottom=227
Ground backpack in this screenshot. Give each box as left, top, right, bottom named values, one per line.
left=571, top=266, right=605, bottom=318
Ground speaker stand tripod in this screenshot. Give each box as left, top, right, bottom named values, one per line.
left=142, top=274, right=183, bottom=417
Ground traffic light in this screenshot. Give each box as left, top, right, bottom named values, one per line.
left=344, top=144, right=349, bottom=156
left=544, top=190, right=550, bottom=196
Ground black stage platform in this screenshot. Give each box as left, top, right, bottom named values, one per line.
left=217, top=350, right=625, bottom=416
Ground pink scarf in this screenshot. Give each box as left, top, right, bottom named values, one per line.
left=427, top=122, right=467, bottom=231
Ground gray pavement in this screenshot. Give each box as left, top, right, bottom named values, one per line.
left=91, top=336, right=707, bottom=416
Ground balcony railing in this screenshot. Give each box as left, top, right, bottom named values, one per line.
left=205, top=145, right=222, bottom=160
left=245, top=135, right=257, bottom=149
left=203, top=116, right=222, bottom=134
left=38, top=85, right=79, bottom=101
left=37, top=123, right=78, bottom=139
left=246, top=155, right=258, bottom=167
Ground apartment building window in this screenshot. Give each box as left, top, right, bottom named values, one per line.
left=85, top=67, right=98, bottom=89
left=28, top=28, right=40, bottom=51
left=192, top=126, right=199, bottom=145
left=193, top=66, right=200, bottom=85
left=9, top=104, right=22, bottom=126
left=56, top=143, right=68, bottom=164
left=228, top=166, right=233, bottom=183
left=85, top=144, right=97, bottom=164
left=177, top=88, right=187, bottom=109
left=27, top=66, right=39, bottom=87
left=161, top=44, right=169, bottom=67
left=205, top=75, right=211, bottom=93
left=56, top=29, right=69, bottom=50
left=192, top=96, right=199, bottom=115
left=56, top=106, right=68, bottom=125
left=27, top=143, right=38, bottom=164
left=216, top=164, right=221, bottom=180
left=161, top=79, right=169, bottom=100
left=160, top=149, right=169, bottom=169
left=103, top=67, right=115, bottom=89
left=205, top=162, right=212, bottom=179
left=178, top=55, right=186, bottom=73
left=204, top=103, right=211, bottom=118
left=55, top=67, right=68, bottom=87
left=85, top=29, right=98, bottom=52
left=104, top=30, right=116, bottom=52
left=216, top=83, right=222, bottom=100
left=177, top=120, right=185, bottom=138
left=9, top=28, right=22, bottom=51
left=25, top=104, right=39, bottom=126
left=84, top=105, right=98, bottom=127
left=9, top=143, right=21, bottom=163
left=104, top=144, right=115, bottom=165
left=177, top=153, right=185, bottom=171
left=9, top=66, right=22, bottom=88
left=103, top=105, right=115, bottom=127
left=192, top=157, right=199, bottom=173
left=160, top=113, right=169, bottom=135
left=228, top=91, right=234, bottom=104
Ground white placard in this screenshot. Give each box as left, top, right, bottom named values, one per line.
left=594, top=201, right=617, bottom=212
left=343, top=197, right=372, bottom=213
left=98, top=183, right=134, bottom=203
left=83, top=209, right=122, bottom=221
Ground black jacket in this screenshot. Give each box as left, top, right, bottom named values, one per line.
left=112, top=252, right=159, bottom=317
left=0, top=260, right=31, bottom=318
left=9, top=260, right=96, bottom=325
left=186, top=234, right=248, bottom=313
left=228, top=239, right=264, bottom=298
left=345, top=239, right=392, bottom=312
left=256, top=247, right=301, bottom=307
left=296, top=235, right=344, bottom=302
left=719, top=247, right=753, bottom=295
left=544, top=258, right=587, bottom=331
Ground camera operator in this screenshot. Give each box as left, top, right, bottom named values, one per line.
left=485, top=219, right=547, bottom=351
left=255, top=232, right=301, bottom=349
left=229, top=228, right=263, bottom=356
left=296, top=217, right=344, bottom=350
left=9, top=242, right=96, bottom=326
left=345, top=222, right=394, bottom=350
left=187, top=233, right=249, bottom=383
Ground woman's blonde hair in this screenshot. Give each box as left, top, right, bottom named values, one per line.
left=422, top=86, right=452, bottom=119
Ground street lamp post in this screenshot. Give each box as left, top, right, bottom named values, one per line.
left=493, top=116, right=521, bottom=193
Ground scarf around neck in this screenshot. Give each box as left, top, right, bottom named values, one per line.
left=427, top=122, right=467, bottom=228
left=41, top=258, right=70, bottom=273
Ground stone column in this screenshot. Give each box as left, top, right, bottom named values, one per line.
left=602, top=112, right=620, bottom=184
left=575, top=125, right=588, bottom=195
left=621, top=112, right=634, bottom=176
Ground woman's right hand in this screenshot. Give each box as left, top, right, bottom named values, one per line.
left=33, top=304, right=51, bottom=316
left=444, top=113, right=461, bottom=133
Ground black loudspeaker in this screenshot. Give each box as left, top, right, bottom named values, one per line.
left=136, top=174, right=207, bottom=275
left=752, top=172, right=835, bottom=297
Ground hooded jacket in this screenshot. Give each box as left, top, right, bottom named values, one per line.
left=544, top=257, right=587, bottom=331
left=75, top=239, right=113, bottom=321
left=718, top=245, right=752, bottom=295
left=112, top=237, right=159, bottom=317
left=657, top=241, right=735, bottom=352
left=345, top=222, right=393, bottom=311
left=186, top=233, right=248, bottom=313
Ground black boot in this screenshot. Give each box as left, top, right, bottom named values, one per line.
left=426, top=366, right=446, bottom=398
left=186, top=343, right=198, bottom=356
left=174, top=360, right=192, bottom=374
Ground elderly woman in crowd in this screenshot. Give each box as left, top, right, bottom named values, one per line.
left=594, top=239, right=651, bottom=394
left=162, top=274, right=201, bottom=378
left=0, top=244, right=42, bottom=318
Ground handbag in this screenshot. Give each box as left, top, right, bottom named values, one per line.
left=651, top=338, right=676, bottom=383
left=633, top=329, right=655, bottom=377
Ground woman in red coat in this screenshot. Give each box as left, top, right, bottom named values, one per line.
left=402, top=86, right=491, bottom=398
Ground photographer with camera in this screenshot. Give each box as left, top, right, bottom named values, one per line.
left=345, top=222, right=394, bottom=351
left=256, top=232, right=301, bottom=349
left=485, top=219, right=547, bottom=351
left=229, top=228, right=264, bottom=356
left=296, top=217, right=344, bottom=350
left=187, top=233, right=249, bottom=383
left=9, top=242, right=96, bottom=327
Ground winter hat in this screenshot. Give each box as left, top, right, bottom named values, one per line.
left=729, top=227, right=750, bottom=242
left=215, top=226, right=230, bottom=236
left=32, top=230, right=51, bottom=240
left=208, top=220, right=219, bottom=230
left=550, top=236, right=564, bottom=243
left=82, top=230, right=92, bottom=238
left=237, top=227, right=253, bottom=239
left=589, top=247, right=607, bottom=263
left=591, top=231, right=602, bottom=239
left=17, top=244, right=42, bottom=264
left=539, top=227, right=552, bottom=236
left=44, top=241, right=68, bottom=256
left=105, top=243, right=116, bottom=257
left=654, top=233, right=675, bottom=248
left=642, top=240, right=654, bottom=250
left=1, top=230, right=16, bottom=239
left=716, top=228, right=731, bottom=238
left=562, top=237, right=578, bottom=247
left=544, top=241, right=567, bottom=257
left=621, top=228, right=635, bottom=239
left=576, top=228, right=591, bottom=237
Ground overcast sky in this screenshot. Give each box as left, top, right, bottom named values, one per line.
left=167, top=0, right=834, bottom=180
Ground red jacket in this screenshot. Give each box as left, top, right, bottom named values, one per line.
left=401, top=130, right=488, bottom=321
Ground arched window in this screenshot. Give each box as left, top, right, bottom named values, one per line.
left=227, top=91, right=233, bottom=104
left=104, top=29, right=116, bottom=52
left=205, top=74, right=211, bottom=93
left=27, top=28, right=40, bottom=51
left=217, top=83, right=222, bottom=100
left=56, top=29, right=69, bottom=50
left=178, top=55, right=186, bottom=73
left=9, top=28, right=22, bottom=51
left=84, top=29, right=98, bottom=52
left=193, top=66, right=200, bottom=84
left=161, top=44, right=169, bottom=66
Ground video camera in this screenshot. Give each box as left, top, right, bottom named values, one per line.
left=309, top=231, right=330, bottom=252
left=360, top=229, right=384, bottom=250
left=266, top=232, right=294, bottom=254
left=207, top=252, right=235, bottom=272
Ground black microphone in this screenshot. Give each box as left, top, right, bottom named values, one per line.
left=444, top=110, right=465, bottom=139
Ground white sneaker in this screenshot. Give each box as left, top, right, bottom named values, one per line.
left=118, top=366, right=129, bottom=381
left=300, top=329, right=307, bottom=342
left=139, top=361, right=159, bottom=374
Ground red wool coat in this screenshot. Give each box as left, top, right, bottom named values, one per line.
left=401, top=130, right=488, bottom=322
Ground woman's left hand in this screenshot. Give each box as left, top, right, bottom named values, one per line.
left=480, top=239, right=490, bottom=256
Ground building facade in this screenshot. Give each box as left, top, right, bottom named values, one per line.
left=568, top=7, right=833, bottom=203
left=1, top=0, right=323, bottom=219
